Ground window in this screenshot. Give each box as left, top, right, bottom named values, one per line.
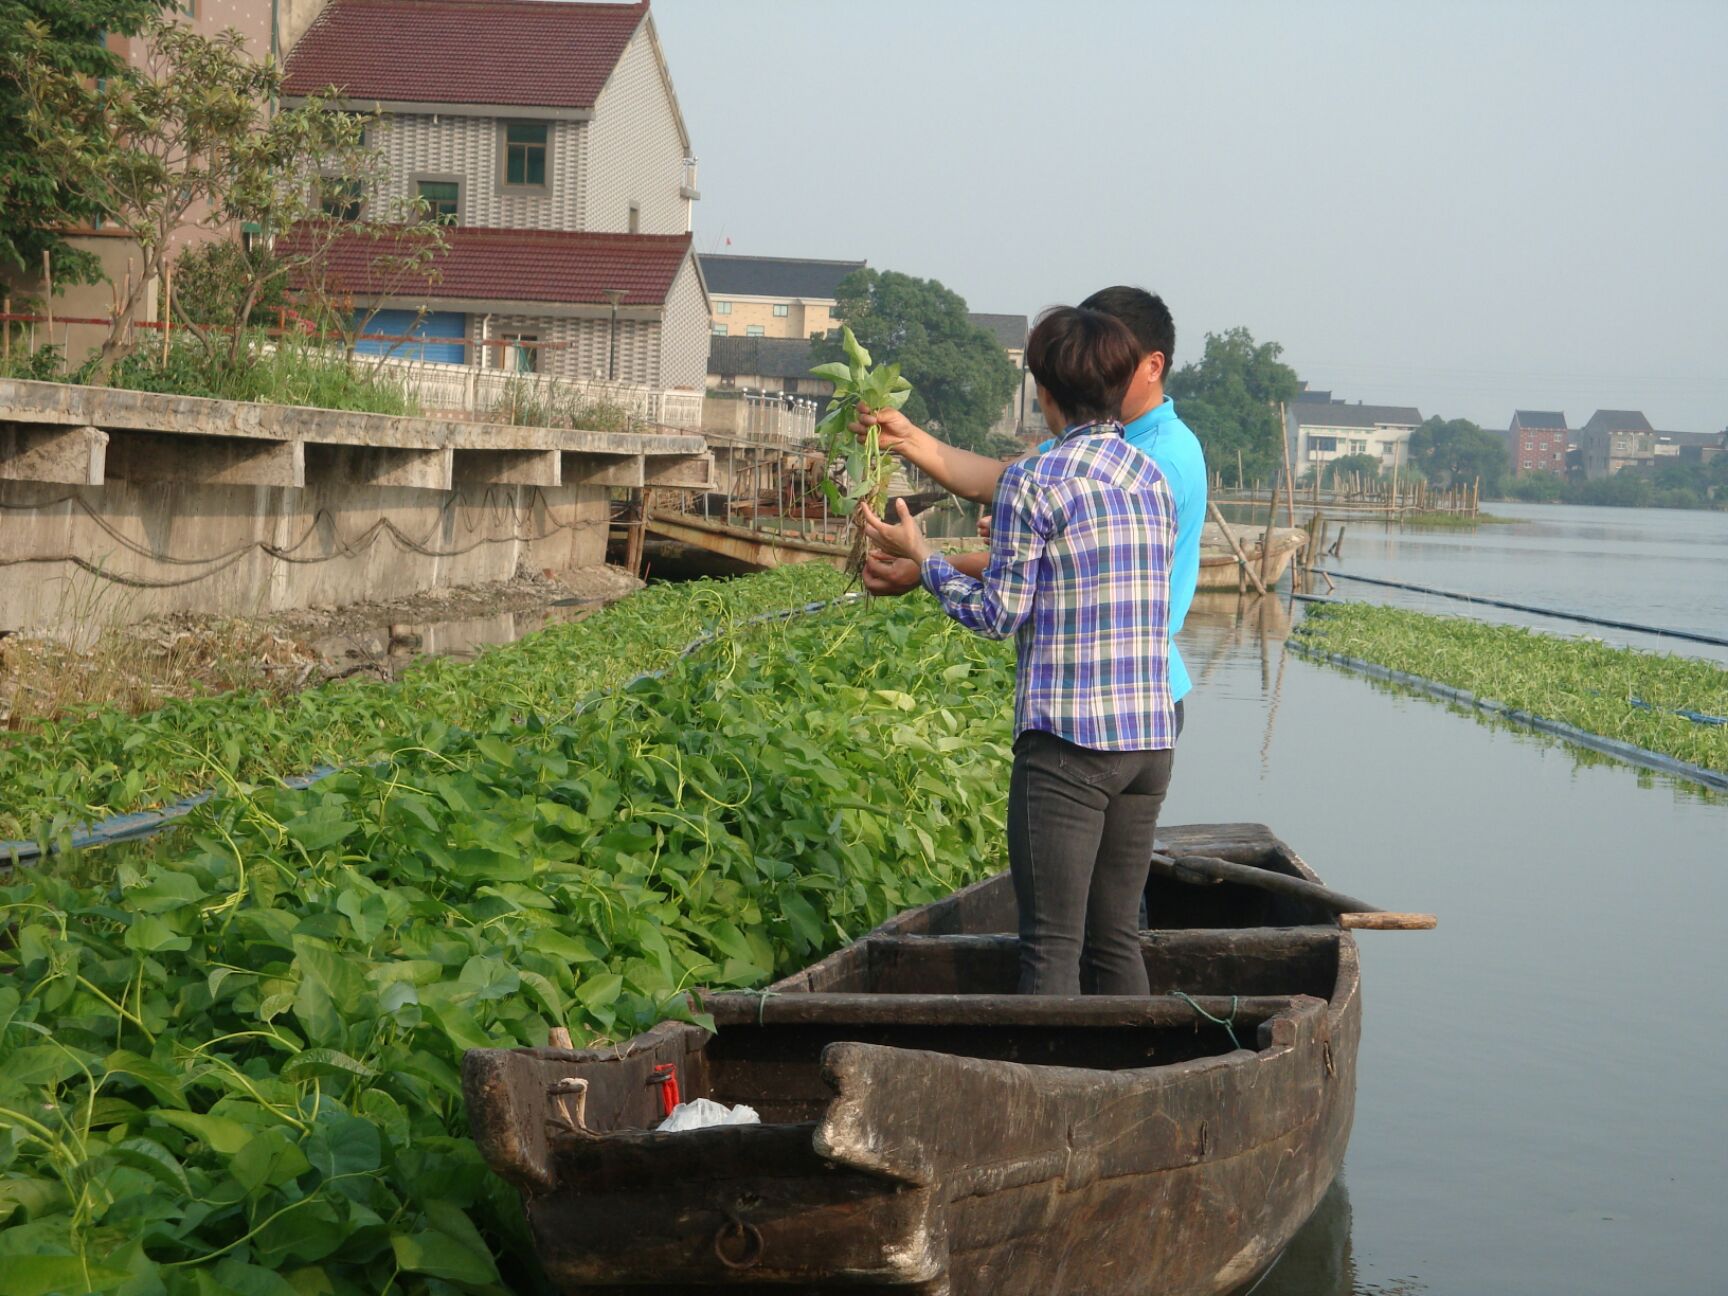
left=505, top=334, right=538, bottom=374
left=715, top=301, right=732, bottom=315
left=712, top=323, right=728, bottom=335
left=503, top=122, right=549, bottom=188
left=417, top=180, right=459, bottom=224
left=745, top=325, right=765, bottom=337
left=320, top=177, right=363, bottom=221
left=627, top=201, right=640, bottom=234
left=1310, top=436, right=1337, bottom=453
left=772, top=303, right=789, bottom=317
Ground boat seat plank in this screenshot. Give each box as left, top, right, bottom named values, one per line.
left=700, top=991, right=1300, bottom=1029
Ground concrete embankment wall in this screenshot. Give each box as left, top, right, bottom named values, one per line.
left=0, top=379, right=711, bottom=635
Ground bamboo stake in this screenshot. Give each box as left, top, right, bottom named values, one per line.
left=161, top=262, right=173, bottom=365
left=1279, top=402, right=1295, bottom=528
left=1236, top=447, right=1244, bottom=490
left=2, top=295, right=9, bottom=362
left=42, top=251, right=53, bottom=340
left=1261, top=469, right=1282, bottom=583
left=1209, top=498, right=1266, bottom=597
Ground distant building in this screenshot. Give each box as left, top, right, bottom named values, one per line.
left=705, top=335, right=831, bottom=399
left=1506, top=410, right=1569, bottom=476
left=1578, top=410, right=1655, bottom=479
left=969, top=312, right=1035, bottom=442
left=1651, top=429, right=1726, bottom=465
left=699, top=255, right=865, bottom=340
left=1286, top=401, right=1424, bottom=475
left=280, top=0, right=709, bottom=400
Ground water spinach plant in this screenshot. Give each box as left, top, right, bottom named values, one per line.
left=0, top=584, right=1016, bottom=1294
left=0, top=566, right=847, bottom=846
left=811, top=326, right=914, bottom=571
left=1294, top=602, right=1728, bottom=774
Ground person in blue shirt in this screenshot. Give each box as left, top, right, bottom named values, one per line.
left=858, top=286, right=1208, bottom=736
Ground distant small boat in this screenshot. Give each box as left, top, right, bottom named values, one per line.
left=1198, top=523, right=1308, bottom=591
left=463, top=822, right=1359, bottom=1295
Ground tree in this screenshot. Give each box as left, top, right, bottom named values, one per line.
left=1406, top=417, right=1508, bottom=495
left=0, top=0, right=163, bottom=287
left=1166, top=327, right=1299, bottom=486
left=812, top=268, right=1017, bottom=453
left=1319, top=452, right=1383, bottom=489
left=1504, top=469, right=1566, bottom=502
left=13, top=16, right=443, bottom=379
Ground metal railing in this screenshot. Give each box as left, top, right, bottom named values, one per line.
left=703, top=388, right=820, bottom=447
left=373, top=356, right=705, bottom=429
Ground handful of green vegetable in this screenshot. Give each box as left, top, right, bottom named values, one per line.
left=811, top=327, right=913, bottom=571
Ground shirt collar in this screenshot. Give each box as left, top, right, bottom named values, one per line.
left=1124, top=397, right=1176, bottom=436
left=1058, top=418, right=1124, bottom=444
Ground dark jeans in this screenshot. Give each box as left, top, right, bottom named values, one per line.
left=1007, top=729, right=1174, bottom=996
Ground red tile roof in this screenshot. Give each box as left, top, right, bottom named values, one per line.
left=283, top=0, right=648, bottom=109
left=283, top=225, right=694, bottom=308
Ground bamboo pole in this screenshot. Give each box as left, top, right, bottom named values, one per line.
left=1208, top=498, right=1266, bottom=596
left=2, top=295, right=9, bottom=363
left=1260, top=470, right=1283, bottom=583
left=1279, top=402, right=1295, bottom=528
left=161, top=263, right=173, bottom=365
left=42, top=251, right=53, bottom=341
left=1236, top=447, right=1244, bottom=490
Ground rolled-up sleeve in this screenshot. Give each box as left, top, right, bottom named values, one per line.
left=920, top=466, right=1049, bottom=640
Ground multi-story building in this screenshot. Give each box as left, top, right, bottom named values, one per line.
left=1577, top=410, right=1655, bottom=479
left=281, top=0, right=710, bottom=401
left=706, top=336, right=831, bottom=400
left=1286, top=401, right=1424, bottom=475
left=699, top=255, right=865, bottom=340
left=969, top=312, right=1034, bottom=443
left=1506, top=410, right=1569, bottom=476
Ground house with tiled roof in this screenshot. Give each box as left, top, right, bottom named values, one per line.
left=281, top=0, right=710, bottom=407
left=698, top=255, right=865, bottom=341
left=1578, top=409, right=1655, bottom=479
left=1506, top=410, right=1569, bottom=477
left=1286, top=400, right=1425, bottom=475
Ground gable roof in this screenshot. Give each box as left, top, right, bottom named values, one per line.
left=1290, top=402, right=1423, bottom=430
left=283, top=0, right=647, bottom=110
left=1512, top=409, right=1567, bottom=429
left=698, top=254, right=865, bottom=301
left=707, top=336, right=816, bottom=381
left=284, top=225, right=692, bottom=308
left=969, top=312, right=1028, bottom=351
left=1292, top=389, right=1334, bottom=403
left=1581, top=409, right=1653, bottom=434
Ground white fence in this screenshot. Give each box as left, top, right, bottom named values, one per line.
left=373, top=356, right=704, bottom=429
left=702, top=389, right=820, bottom=447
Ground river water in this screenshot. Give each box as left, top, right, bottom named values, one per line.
left=1171, top=504, right=1726, bottom=1295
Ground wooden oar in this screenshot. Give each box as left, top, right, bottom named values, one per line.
left=1149, top=851, right=1436, bottom=930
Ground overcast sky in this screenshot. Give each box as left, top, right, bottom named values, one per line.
left=654, top=0, right=1726, bottom=433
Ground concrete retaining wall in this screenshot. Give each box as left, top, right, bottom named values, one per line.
left=0, top=378, right=711, bottom=635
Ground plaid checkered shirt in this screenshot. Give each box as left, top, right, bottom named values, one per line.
left=920, top=419, right=1177, bottom=751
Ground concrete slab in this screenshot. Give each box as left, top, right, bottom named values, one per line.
left=305, top=444, right=453, bottom=491
left=564, top=453, right=644, bottom=488
left=105, top=430, right=304, bottom=488
left=454, top=448, right=561, bottom=487
left=645, top=454, right=715, bottom=489
left=0, top=423, right=107, bottom=486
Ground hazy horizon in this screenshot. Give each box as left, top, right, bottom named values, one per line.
left=655, top=0, right=1726, bottom=435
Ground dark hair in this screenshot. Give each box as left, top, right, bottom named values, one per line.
left=1080, top=285, right=1175, bottom=379
left=1024, top=306, right=1142, bottom=424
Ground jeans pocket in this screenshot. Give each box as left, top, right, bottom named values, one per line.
left=1055, top=742, right=1110, bottom=788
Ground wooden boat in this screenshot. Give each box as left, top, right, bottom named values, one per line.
left=463, top=822, right=1360, bottom=1295
left=1196, top=523, right=1308, bottom=591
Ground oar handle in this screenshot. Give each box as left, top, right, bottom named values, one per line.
left=1339, top=912, right=1437, bottom=930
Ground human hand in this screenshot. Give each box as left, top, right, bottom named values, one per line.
left=850, top=405, right=924, bottom=456
left=977, top=512, right=992, bottom=542
left=858, top=497, right=931, bottom=564
left=861, top=549, right=922, bottom=597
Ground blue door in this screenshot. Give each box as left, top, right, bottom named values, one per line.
left=354, top=309, right=467, bottom=364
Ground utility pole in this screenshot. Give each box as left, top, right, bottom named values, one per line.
left=604, top=288, right=626, bottom=380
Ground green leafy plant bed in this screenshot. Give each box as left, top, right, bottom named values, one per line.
left=1294, top=603, right=1728, bottom=773
left=0, top=591, right=1014, bottom=1293
left=0, top=566, right=848, bottom=844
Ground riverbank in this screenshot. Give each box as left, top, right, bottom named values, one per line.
left=1292, top=602, right=1728, bottom=774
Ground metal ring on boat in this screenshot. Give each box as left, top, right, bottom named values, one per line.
left=713, top=1215, right=765, bottom=1270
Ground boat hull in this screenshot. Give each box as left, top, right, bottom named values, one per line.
left=464, top=823, right=1359, bottom=1294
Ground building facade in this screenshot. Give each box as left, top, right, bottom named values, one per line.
left=1286, top=401, right=1424, bottom=475
left=281, top=0, right=709, bottom=409
left=1506, top=410, right=1569, bottom=476
left=1577, top=410, right=1655, bottom=479
left=969, top=312, right=1035, bottom=444
left=698, top=255, right=865, bottom=340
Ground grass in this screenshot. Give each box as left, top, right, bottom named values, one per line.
left=1292, top=603, right=1728, bottom=774
left=1397, top=509, right=1514, bottom=528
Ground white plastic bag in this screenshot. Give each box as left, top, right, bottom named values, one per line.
left=656, top=1097, right=761, bottom=1132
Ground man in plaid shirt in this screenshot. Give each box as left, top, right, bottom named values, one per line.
left=862, top=306, right=1177, bottom=995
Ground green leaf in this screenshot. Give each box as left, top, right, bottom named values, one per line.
left=108, top=1136, right=192, bottom=1195
left=574, top=972, right=623, bottom=1010
left=280, top=1048, right=377, bottom=1083
left=124, top=913, right=191, bottom=954
left=305, top=1110, right=381, bottom=1179
left=389, top=1229, right=501, bottom=1287
left=842, top=325, right=872, bottom=372
left=808, top=361, right=853, bottom=386
left=153, top=1110, right=254, bottom=1156
left=233, top=1128, right=313, bottom=1194
left=3, top=1257, right=132, bottom=1296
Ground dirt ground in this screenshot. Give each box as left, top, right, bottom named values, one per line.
left=0, top=564, right=642, bottom=730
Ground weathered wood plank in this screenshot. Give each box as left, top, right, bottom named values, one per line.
left=700, top=991, right=1296, bottom=1029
